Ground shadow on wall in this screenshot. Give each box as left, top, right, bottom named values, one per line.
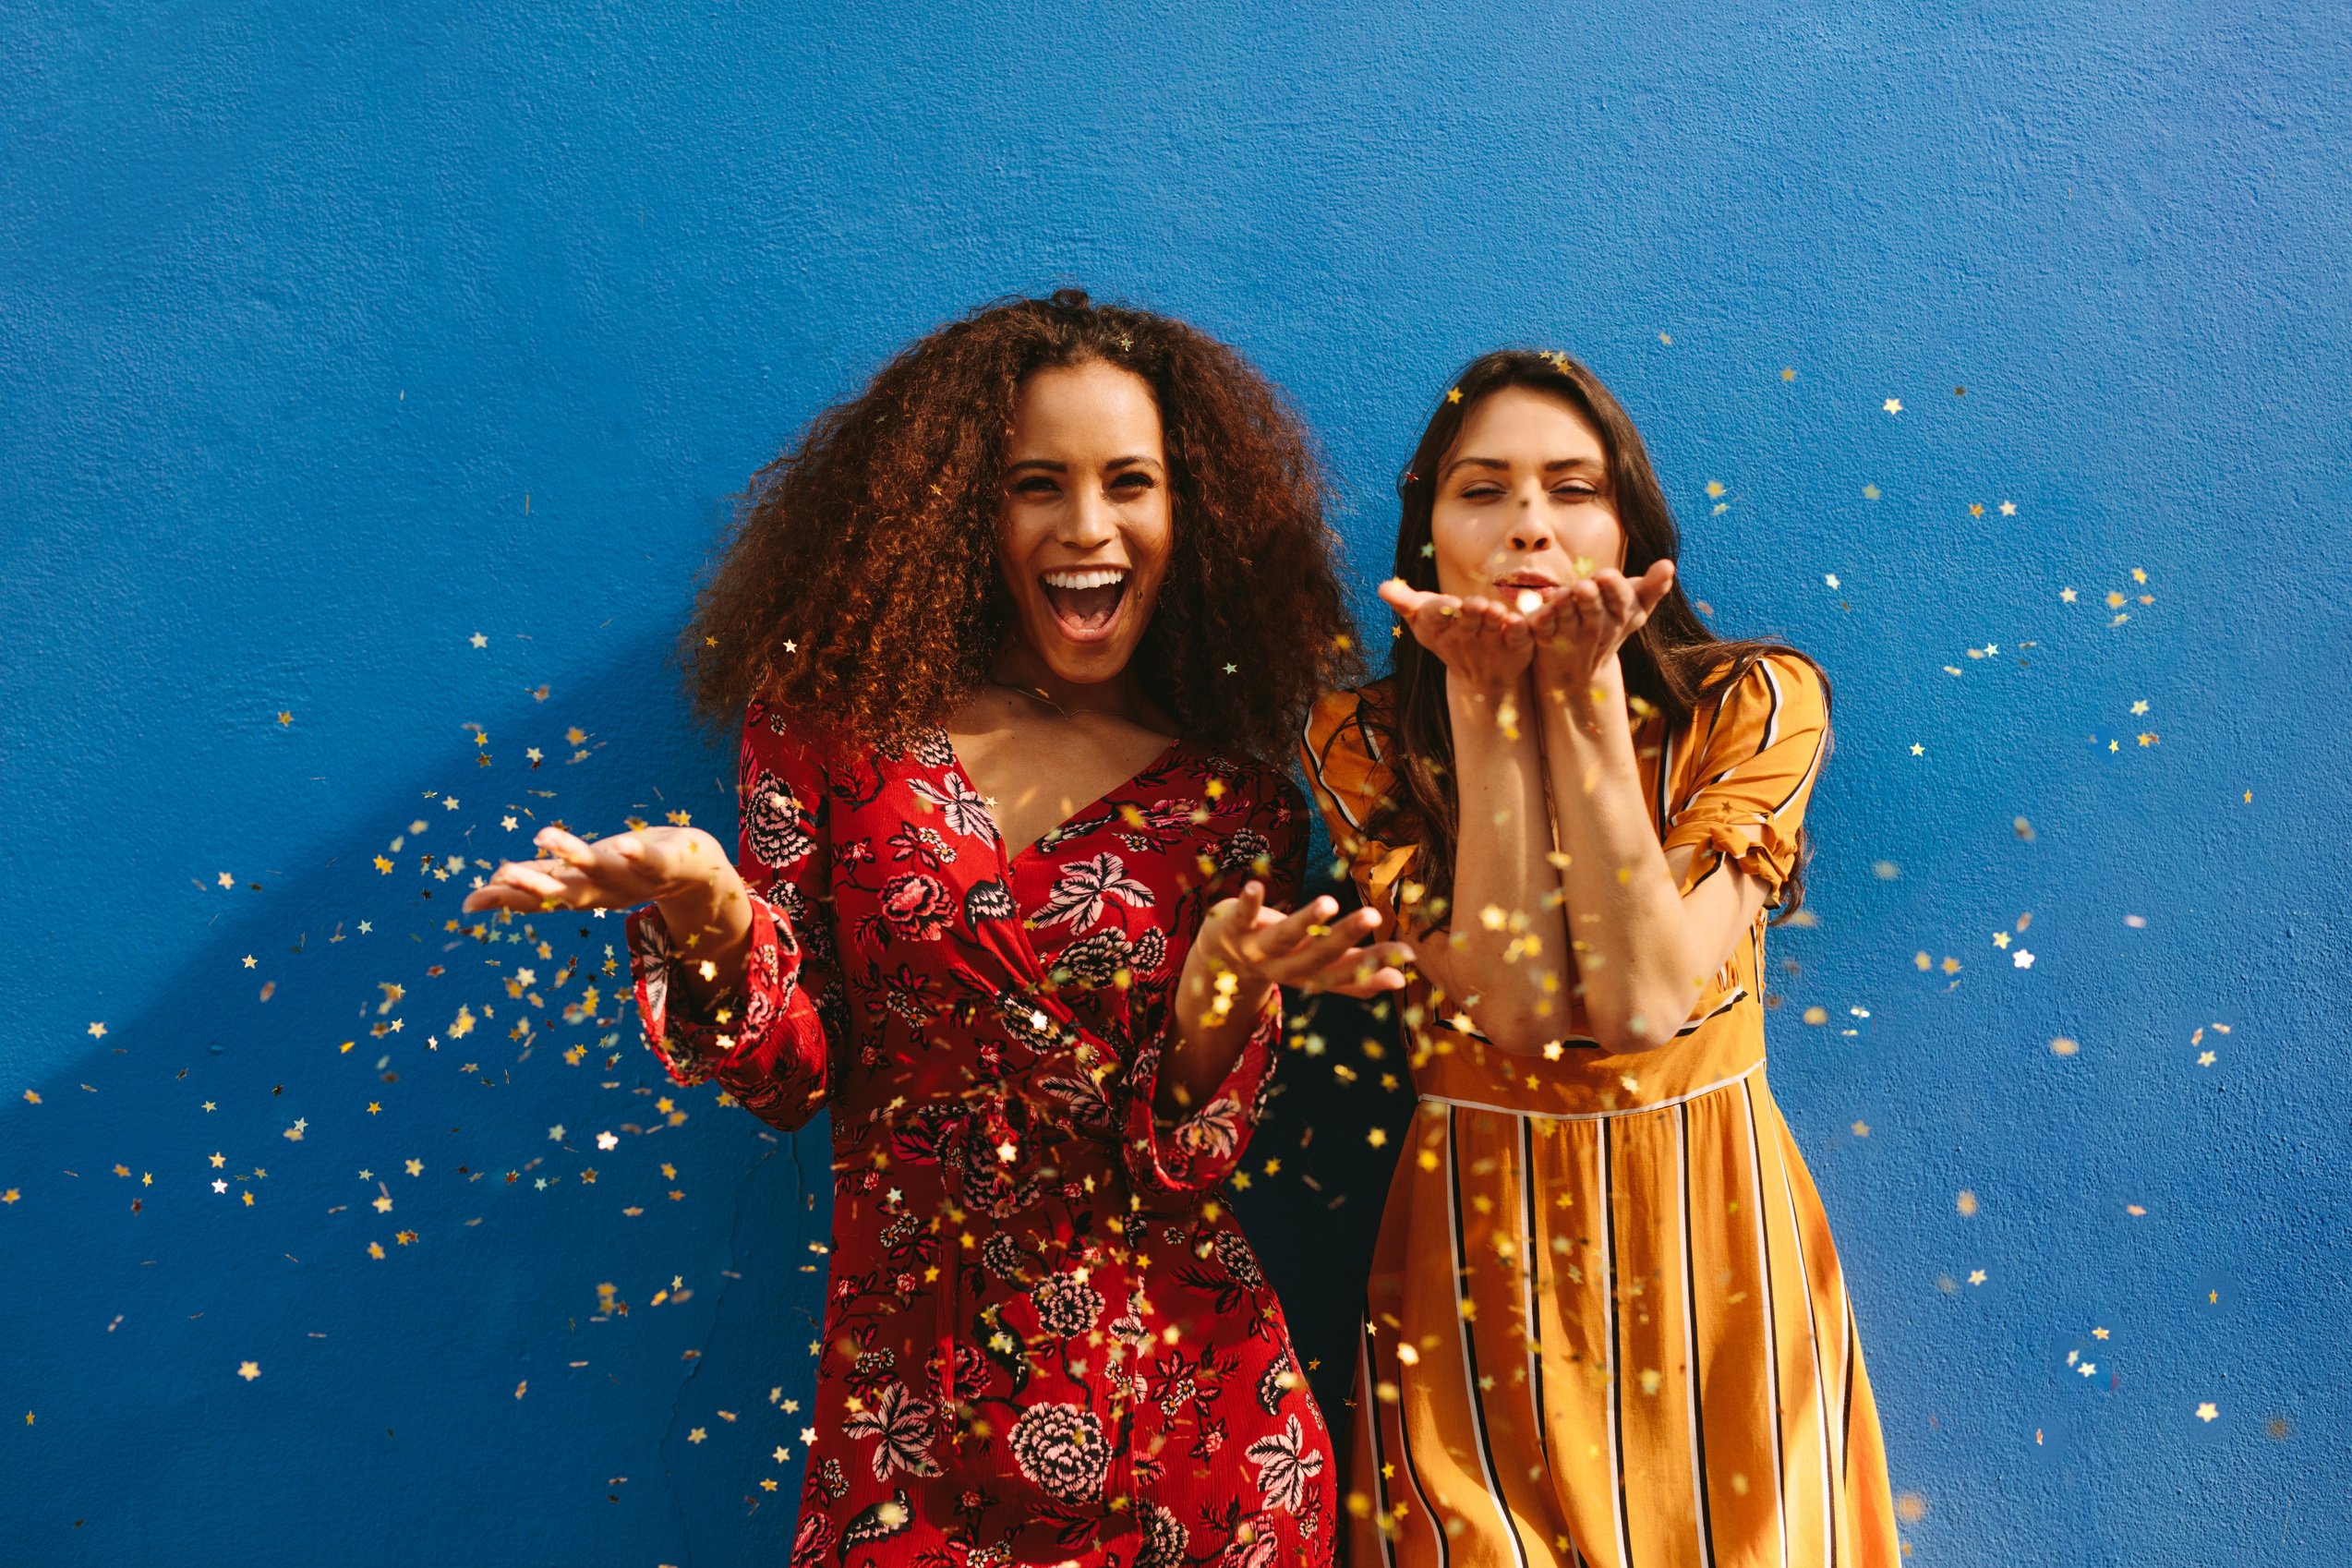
left=0, top=635, right=1408, bottom=1564
left=0, top=642, right=823, bottom=1566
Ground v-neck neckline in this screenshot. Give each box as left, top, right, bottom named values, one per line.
left=945, top=730, right=1187, bottom=872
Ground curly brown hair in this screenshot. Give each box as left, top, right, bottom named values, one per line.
left=681, top=288, right=1361, bottom=765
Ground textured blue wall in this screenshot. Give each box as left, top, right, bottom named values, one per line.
left=5, top=4, right=2346, bottom=1563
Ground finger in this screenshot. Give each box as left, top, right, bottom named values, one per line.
left=1326, top=955, right=1413, bottom=997
left=502, top=862, right=574, bottom=901
left=1381, top=579, right=1453, bottom=621
left=1243, top=893, right=1344, bottom=963
left=464, top=880, right=549, bottom=914
left=1286, top=938, right=1416, bottom=995
left=1525, top=587, right=1574, bottom=643
left=1598, top=572, right=1640, bottom=624
left=1634, top=557, right=1677, bottom=608
left=536, top=826, right=602, bottom=870
left=1254, top=904, right=1381, bottom=974
left=1217, top=880, right=1265, bottom=939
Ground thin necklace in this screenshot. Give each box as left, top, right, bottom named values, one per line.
left=992, top=679, right=1071, bottom=719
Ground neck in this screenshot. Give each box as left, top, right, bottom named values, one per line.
left=991, top=641, right=1150, bottom=724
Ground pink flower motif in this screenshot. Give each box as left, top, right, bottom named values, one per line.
left=1031, top=852, right=1155, bottom=931
left=1176, top=1095, right=1243, bottom=1160
left=1007, top=1402, right=1110, bottom=1503
left=876, top=872, right=953, bottom=941
left=788, top=1506, right=836, bottom=1568
left=1244, top=1413, right=1325, bottom=1514
left=840, top=1380, right=943, bottom=1479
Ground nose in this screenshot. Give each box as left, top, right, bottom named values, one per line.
left=1507, top=494, right=1557, bottom=554
left=1063, top=481, right=1119, bottom=549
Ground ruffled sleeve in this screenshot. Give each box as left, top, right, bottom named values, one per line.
left=1658, top=653, right=1830, bottom=909
left=1118, top=766, right=1309, bottom=1199
left=1298, top=683, right=1427, bottom=939
left=621, top=703, right=844, bottom=1132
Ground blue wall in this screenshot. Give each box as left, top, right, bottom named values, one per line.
left=6, top=4, right=2346, bottom=1562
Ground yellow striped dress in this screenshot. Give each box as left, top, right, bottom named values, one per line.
left=1298, top=655, right=1900, bottom=1568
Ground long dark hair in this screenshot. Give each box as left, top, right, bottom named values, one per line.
left=682, top=288, right=1360, bottom=765
left=1372, top=348, right=1828, bottom=921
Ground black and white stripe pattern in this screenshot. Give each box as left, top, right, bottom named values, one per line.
left=1448, top=1107, right=1531, bottom=1568
left=1740, top=1077, right=1791, bottom=1568
left=1676, top=1103, right=1719, bottom=1567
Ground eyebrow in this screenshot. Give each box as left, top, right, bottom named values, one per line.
left=1006, top=455, right=1164, bottom=475
left=1441, top=454, right=1604, bottom=479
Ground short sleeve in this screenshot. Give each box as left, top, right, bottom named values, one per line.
left=1298, top=684, right=1425, bottom=939
left=1118, top=766, right=1306, bottom=1199
left=1658, top=653, right=1829, bottom=909
left=621, top=702, right=843, bottom=1132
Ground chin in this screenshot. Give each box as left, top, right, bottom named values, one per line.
left=1018, top=573, right=1155, bottom=685
left=1031, top=627, right=1140, bottom=685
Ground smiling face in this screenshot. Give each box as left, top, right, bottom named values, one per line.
left=995, top=358, right=1175, bottom=688
left=1428, top=384, right=1623, bottom=608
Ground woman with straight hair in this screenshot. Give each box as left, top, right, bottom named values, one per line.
left=1302, top=350, right=1900, bottom=1567
left=469, top=289, right=1411, bottom=1567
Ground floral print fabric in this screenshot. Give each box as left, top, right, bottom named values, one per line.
left=625, top=699, right=1336, bottom=1567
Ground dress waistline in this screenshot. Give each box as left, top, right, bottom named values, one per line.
left=1417, top=1059, right=1763, bottom=1122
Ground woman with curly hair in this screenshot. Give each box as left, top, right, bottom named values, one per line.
left=466, top=290, right=1407, bottom=1567
left=1300, top=351, right=1900, bottom=1567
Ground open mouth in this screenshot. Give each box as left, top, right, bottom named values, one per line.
left=1040, top=567, right=1129, bottom=642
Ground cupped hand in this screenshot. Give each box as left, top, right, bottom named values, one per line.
left=1378, top=577, right=1535, bottom=694
left=1526, top=559, right=1676, bottom=688
left=1186, top=883, right=1415, bottom=1002
left=460, top=825, right=738, bottom=915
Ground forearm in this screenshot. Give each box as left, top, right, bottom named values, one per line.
left=1161, top=968, right=1276, bottom=1118
left=1537, top=662, right=1707, bottom=1050
left=651, top=838, right=755, bottom=1019
left=1438, top=674, right=1574, bottom=1049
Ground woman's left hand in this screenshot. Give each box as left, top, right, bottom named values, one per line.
left=1184, top=882, right=1414, bottom=1004
left=1526, top=560, right=1677, bottom=690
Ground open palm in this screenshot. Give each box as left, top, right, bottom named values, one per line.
left=461, top=825, right=733, bottom=915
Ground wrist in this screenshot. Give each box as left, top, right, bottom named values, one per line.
left=656, top=863, right=747, bottom=948
left=1539, top=653, right=1625, bottom=711
left=1429, top=667, right=1524, bottom=700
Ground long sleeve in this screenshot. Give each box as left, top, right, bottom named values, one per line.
left=1658, top=652, right=1831, bottom=908
left=1116, top=770, right=1308, bottom=1199
left=623, top=702, right=845, bottom=1132
left=1298, top=684, right=1426, bottom=940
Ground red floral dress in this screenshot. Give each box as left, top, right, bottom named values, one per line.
left=625, top=698, right=1336, bottom=1568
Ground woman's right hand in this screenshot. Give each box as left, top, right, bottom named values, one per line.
left=1378, top=577, right=1535, bottom=694
left=461, top=825, right=742, bottom=916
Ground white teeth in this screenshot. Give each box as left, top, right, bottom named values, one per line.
left=1042, top=568, right=1128, bottom=590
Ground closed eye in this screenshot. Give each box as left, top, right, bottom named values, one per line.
left=1013, top=476, right=1062, bottom=497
